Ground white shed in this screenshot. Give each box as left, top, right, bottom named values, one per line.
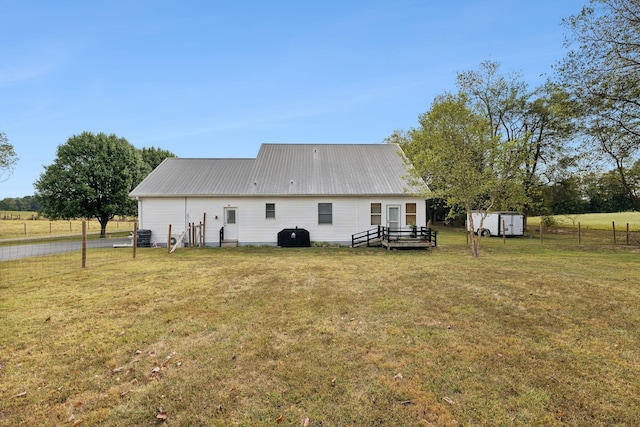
left=129, top=144, right=427, bottom=246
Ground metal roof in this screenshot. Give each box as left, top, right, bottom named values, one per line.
left=130, top=158, right=256, bottom=197
left=129, top=144, right=423, bottom=198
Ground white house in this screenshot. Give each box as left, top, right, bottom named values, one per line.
left=129, top=143, right=427, bottom=247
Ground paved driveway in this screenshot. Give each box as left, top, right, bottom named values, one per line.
left=0, top=237, right=132, bottom=261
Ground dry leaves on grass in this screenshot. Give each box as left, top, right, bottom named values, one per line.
left=157, top=405, right=168, bottom=421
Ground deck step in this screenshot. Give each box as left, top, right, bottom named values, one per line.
left=353, top=238, right=382, bottom=248
left=221, top=239, right=238, bottom=247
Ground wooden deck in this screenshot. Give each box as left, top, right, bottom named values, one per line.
left=381, top=237, right=435, bottom=250
left=352, top=226, right=437, bottom=250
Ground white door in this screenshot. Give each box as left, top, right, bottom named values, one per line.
left=387, top=205, right=400, bottom=237
left=224, top=207, right=238, bottom=240
left=501, top=214, right=514, bottom=235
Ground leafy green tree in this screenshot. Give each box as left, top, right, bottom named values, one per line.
left=140, top=146, right=176, bottom=171
left=587, top=124, right=640, bottom=210
left=456, top=61, right=576, bottom=215
left=0, top=195, right=40, bottom=211
left=542, top=176, right=586, bottom=215
left=0, top=131, right=18, bottom=183
left=583, top=169, right=637, bottom=212
left=0, top=197, right=18, bottom=211
left=558, top=0, right=640, bottom=210
left=35, top=132, right=146, bottom=237
left=403, top=93, right=527, bottom=257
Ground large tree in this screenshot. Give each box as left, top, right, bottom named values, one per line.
left=557, top=0, right=640, bottom=210
left=403, top=93, right=527, bottom=257
left=0, top=131, right=18, bottom=183
left=140, top=146, right=176, bottom=171
left=456, top=61, right=576, bottom=215
left=35, top=132, right=146, bottom=237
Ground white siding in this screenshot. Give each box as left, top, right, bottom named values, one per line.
left=137, top=198, right=188, bottom=245
left=136, top=195, right=425, bottom=246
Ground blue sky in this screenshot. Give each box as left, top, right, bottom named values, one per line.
left=1, top=0, right=585, bottom=199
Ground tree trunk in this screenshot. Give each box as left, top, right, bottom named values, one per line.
left=466, top=208, right=481, bottom=257
left=98, top=216, right=109, bottom=238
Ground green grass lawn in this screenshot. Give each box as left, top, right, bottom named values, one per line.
left=1, top=229, right=639, bottom=426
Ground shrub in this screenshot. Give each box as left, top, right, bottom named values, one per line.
left=540, top=215, right=557, bottom=227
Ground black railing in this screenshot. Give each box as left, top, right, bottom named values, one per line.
left=219, top=226, right=224, bottom=247
left=352, top=226, right=437, bottom=248
left=351, top=225, right=383, bottom=247
left=381, top=226, right=436, bottom=244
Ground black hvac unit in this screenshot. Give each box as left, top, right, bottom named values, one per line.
left=277, top=227, right=310, bottom=247
left=136, top=229, right=152, bottom=247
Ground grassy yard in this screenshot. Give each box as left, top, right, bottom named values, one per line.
left=1, top=229, right=638, bottom=426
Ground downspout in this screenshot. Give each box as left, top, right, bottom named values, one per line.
left=184, top=197, right=188, bottom=240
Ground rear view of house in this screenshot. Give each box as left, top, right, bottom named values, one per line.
left=129, top=143, right=426, bottom=246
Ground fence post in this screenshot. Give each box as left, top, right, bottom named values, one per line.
left=540, top=223, right=543, bottom=244
left=578, top=222, right=581, bottom=245
left=23, top=223, right=26, bottom=236
left=133, top=223, right=138, bottom=259
left=168, top=224, right=172, bottom=254
left=627, top=223, right=630, bottom=245
left=502, top=219, right=506, bottom=244
left=82, top=221, right=87, bottom=268
left=612, top=221, right=616, bottom=245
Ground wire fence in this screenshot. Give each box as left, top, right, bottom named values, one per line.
left=0, top=220, right=140, bottom=287
left=0, top=218, right=134, bottom=239
left=2, top=219, right=638, bottom=288
left=526, top=222, right=640, bottom=247
left=0, top=218, right=218, bottom=289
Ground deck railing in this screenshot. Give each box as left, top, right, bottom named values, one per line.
left=351, top=226, right=383, bottom=247
left=352, top=226, right=437, bottom=248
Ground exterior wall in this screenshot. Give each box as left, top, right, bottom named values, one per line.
left=136, top=195, right=425, bottom=246
left=137, top=198, right=189, bottom=245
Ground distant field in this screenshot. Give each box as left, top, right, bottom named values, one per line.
left=528, top=211, right=640, bottom=230
left=0, top=216, right=136, bottom=239
left=0, top=210, right=37, bottom=219
left=1, top=229, right=638, bottom=426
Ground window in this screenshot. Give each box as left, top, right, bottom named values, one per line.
left=266, top=203, right=275, bottom=219
left=318, top=203, right=332, bottom=224
left=406, top=203, right=417, bottom=226
left=225, top=208, right=236, bottom=225
left=371, top=203, right=382, bottom=225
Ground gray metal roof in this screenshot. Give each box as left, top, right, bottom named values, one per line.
left=130, top=143, right=422, bottom=197
left=130, top=158, right=256, bottom=196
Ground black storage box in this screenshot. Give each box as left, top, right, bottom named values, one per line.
left=277, top=228, right=310, bottom=247
left=136, top=229, right=152, bottom=247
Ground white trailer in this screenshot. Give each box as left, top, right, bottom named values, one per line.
left=467, top=211, right=524, bottom=237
